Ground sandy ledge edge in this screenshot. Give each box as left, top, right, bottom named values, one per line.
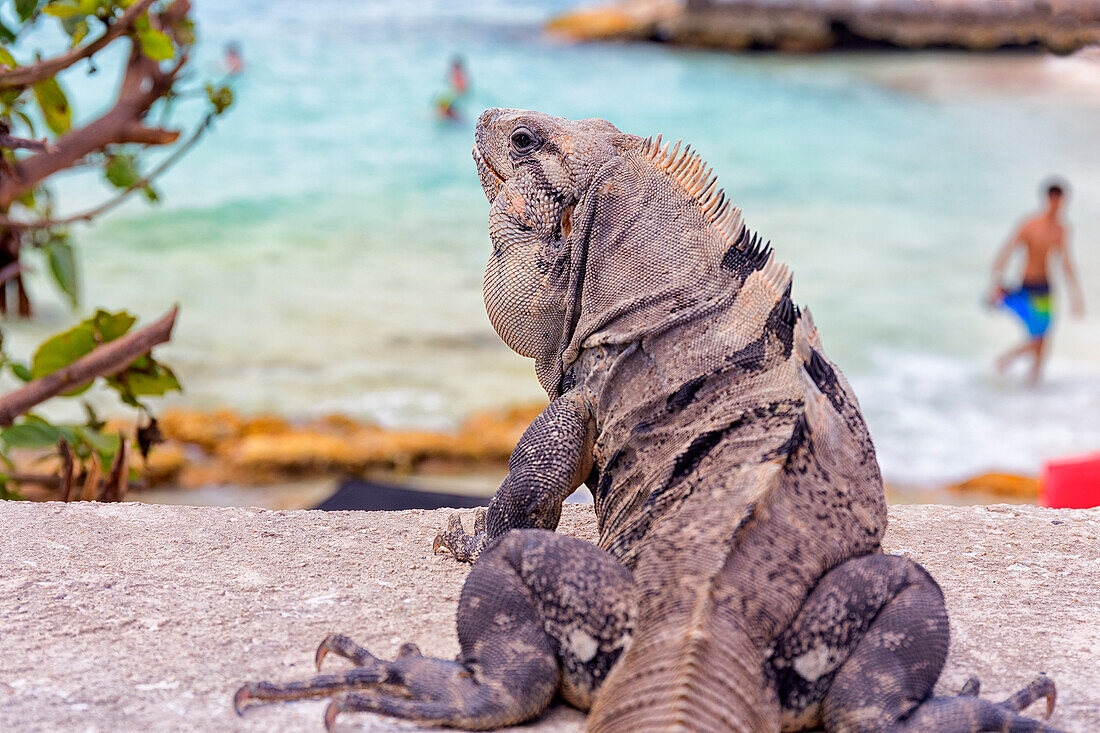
left=1, top=501, right=1098, bottom=732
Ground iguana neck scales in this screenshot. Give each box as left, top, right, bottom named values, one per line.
left=236, top=110, right=1067, bottom=733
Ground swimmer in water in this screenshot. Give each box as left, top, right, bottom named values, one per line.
left=988, top=180, right=1085, bottom=385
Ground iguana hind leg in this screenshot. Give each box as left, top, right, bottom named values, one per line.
left=771, top=553, right=1066, bottom=733
left=235, top=529, right=633, bottom=730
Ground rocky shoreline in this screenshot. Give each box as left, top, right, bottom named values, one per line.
left=548, top=0, right=1100, bottom=53
left=7, top=405, right=1047, bottom=507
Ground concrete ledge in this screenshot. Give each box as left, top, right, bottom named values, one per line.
left=1, top=502, right=1097, bottom=731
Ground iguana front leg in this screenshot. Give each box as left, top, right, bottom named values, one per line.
left=434, top=390, right=594, bottom=562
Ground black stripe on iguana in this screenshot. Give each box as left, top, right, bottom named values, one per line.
left=665, top=374, right=708, bottom=413
left=595, top=443, right=635, bottom=506
left=664, top=400, right=800, bottom=490
left=766, top=412, right=807, bottom=463
left=807, top=349, right=851, bottom=414
left=605, top=401, right=800, bottom=559
left=669, top=422, right=732, bottom=484
left=660, top=296, right=799, bottom=419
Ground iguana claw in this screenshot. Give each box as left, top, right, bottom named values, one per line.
left=432, top=511, right=486, bottom=563
left=233, top=684, right=256, bottom=716
left=323, top=699, right=341, bottom=733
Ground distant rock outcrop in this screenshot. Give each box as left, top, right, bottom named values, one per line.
left=548, top=0, right=1100, bottom=53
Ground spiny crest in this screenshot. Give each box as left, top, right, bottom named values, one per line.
left=641, top=134, right=746, bottom=251
left=740, top=231, right=773, bottom=272
left=794, top=307, right=822, bottom=361
left=755, top=251, right=793, bottom=303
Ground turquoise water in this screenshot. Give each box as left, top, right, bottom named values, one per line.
left=5, top=1, right=1100, bottom=485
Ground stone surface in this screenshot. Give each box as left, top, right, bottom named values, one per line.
left=1, top=501, right=1097, bottom=732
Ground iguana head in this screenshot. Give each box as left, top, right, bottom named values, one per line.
left=473, top=109, right=634, bottom=381
left=474, top=109, right=766, bottom=397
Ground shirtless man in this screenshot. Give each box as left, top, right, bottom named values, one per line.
left=988, top=180, right=1085, bottom=384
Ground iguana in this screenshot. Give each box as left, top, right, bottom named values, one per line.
left=235, top=109, right=1065, bottom=733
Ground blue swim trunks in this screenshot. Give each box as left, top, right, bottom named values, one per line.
left=1001, top=282, right=1053, bottom=338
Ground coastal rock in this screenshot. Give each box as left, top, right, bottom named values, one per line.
left=549, top=0, right=1100, bottom=53
left=150, top=405, right=545, bottom=487
left=1, top=502, right=1097, bottom=731
left=947, top=471, right=1040, bottom=499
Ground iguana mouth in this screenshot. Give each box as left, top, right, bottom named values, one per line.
left=472, top=144, right=504, bottom=202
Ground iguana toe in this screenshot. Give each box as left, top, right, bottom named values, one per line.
left=397, top=642, right=422, bottom=658
left=958, top=676, right=981, bottom=696
left=1000, top=675, right=1056, bottom=718
left=315, top=633, right=376, bottom=670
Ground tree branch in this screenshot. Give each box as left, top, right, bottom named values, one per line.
left=0, top=306, right=178, bottom=427
left=0, top=133, right=52, bottom=152
left=0, top=110, right=212, bottom=230
left=0, top=0, right=156, bottom=89
left=0, top=261, right=28, bottom=287
left=0, top=43, right=187, bottom=209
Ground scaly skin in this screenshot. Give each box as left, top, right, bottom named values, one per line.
left=234, top=110, right=1067, bottom=733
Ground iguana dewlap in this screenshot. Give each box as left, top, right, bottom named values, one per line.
left=234, top=110, right=1067, bottom=733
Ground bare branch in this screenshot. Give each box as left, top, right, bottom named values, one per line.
left=0, top=261, right=28, bottom=287
left=0, top=111, right=213, bottom=230
left=7, top=471, right=62, bottom=490
left=0, top=44, right=188, bottom=209
left=0, top=306, right=178, bottom=427
left=98, top=434, right=129, bottom=501
left=58, top=439, right=76, bottom=502
left=80, top=452, right=101, bottom=501
left=0, top=134, right=52, bottom=153
left=0, top=0, right=156, bottom=89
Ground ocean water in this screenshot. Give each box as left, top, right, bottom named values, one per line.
left=4, top=1, right=1099, bottom=486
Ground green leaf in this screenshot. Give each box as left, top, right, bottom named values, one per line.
left=206, top=84, right=234, bottom=115
left=79, top=427, right=120, bottom=463
left=0, top=479, right=26, bottom=501
left=13, top=110, right=36, bottom=137
left=10, top=363, right=32, bottom=382
left=44, top=235, right=79, bottom=307
left=17, top=187, right=36, bottom=209
left=62, top=17, right=89, bottom=45
left=91, top=309, right=136, bottom=342
left=42, top=2, right=82, bottom=18
left=104, top=154, right=140, bottom=189
left=108, top=359, right=180, bottom=398
left=31, top=321, right=96, bottom=379
left=16, top=0, right=41, bottom=22
left=0, top=26, right=17, bottom=47
left=142, top=184, right=159, bottom=203
left=32, top=77, right=71, bottom=135
left=1, top=421, right=62, bottom=450
left=30, top=310, right=135, bottom=379
left=137, top=29, right=174, bottom=61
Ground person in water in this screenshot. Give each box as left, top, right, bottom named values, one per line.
left=988, top=180, right=1085, bottom=384
left=434, top=56, right=469, bottom=122
left=449, top=56, right=468, bottom=95
left=224, top=42, right=244, bottom=75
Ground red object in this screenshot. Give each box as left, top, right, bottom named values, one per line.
left=1040, top=452, right=1100, bottom=509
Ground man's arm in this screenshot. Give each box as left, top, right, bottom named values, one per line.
left=1056, top=231, right=1085, bottom=316
left=433, top=390, right=595, bottom=562
left=988, top=224, right=1024, bottom=302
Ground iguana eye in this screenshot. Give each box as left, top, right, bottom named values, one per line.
left=510, top=128, right=539, bottom=154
